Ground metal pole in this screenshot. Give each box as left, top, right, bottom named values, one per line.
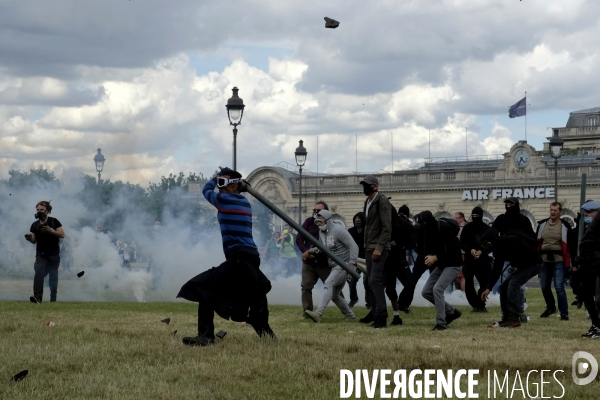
left=97, top=173, right=101, bottom=184
left=240, top=180, right=359, bottom=279
left=298, top=167, right=302, bottom=226
left=525, top=91, right=527, bottom=142
left=554, top=158, right=558, bottom=202
left=233, top=126, right=238, bottom=170
left=577, top=173, right=587, bottom=256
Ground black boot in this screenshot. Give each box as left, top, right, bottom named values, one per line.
left=390, top=315, right=403, bottom=326
left=372, top=316, right=387, bottom=329
left=359, top=312, right=375, bottom=324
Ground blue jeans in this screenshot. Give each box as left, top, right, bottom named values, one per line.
left=539, top=261, right=568, bottom=315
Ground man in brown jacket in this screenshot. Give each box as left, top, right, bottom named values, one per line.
left=358, top=175, right=393, bottom=328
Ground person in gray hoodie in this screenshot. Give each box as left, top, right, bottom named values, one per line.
left=303, top=210, right=358, bottom=322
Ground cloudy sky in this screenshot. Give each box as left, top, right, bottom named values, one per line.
left=1, top=0, right=599, bottom=185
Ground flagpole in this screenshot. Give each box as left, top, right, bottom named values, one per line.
left=525, top=91, right=527, bottom=142
left=391, top=132, right=393, bottom=172
left=355, top=134, right=358, bottom=173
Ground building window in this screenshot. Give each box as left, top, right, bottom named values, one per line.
left=587, top=115, right=598, bottom=126
left=483, top=171, right=495, bottom=179
left=406, top=174, right=418, bottom=182
left=322, top=177, right=333, bottom=185
left=430, top=173, right=441, bottom=181
left=592, top=166, right=600, bottom=175
left=467, top=171, right=480, bottom=180
left=565, top=167, right=578, bottom=176
left=392, top=175, right=403, bottom=183
left=335, top=177, right=347, bottom=185
left=444, top=172, right=456, bottom=180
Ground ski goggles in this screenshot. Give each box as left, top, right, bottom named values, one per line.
left=216, top=177, right=241, bottom=188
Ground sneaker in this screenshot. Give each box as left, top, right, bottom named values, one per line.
left=499, top=320, right=521, bottom=328
left=359, top=312, right=375, bottom=324
left=390, top=315, right=403, bottom=326
left=345, top=311, right=357, bottom=320
left=304, top=310, right=322, bottom=323
left=471, top=307, right=488, bottom=313
left=182, top=335, right=215, bottom=346
left=519, top=314, right=529, bottom=323
left=560, top=314, right=569, bottom=321
left=488, top=320, right=503, bottom=329
left=29, top=296, right=41, bottom=304
left=348, top=300, right=357, bottom=308
left=399, top=307, right=412, bottom=314
left=582, top=326, right=600, bottom=339
left=540, top=308, right=558, bottom=318
left=446, top=309, right=462, bottom=325
left=372, top=317, right=387, bottom=329
left=432, top=324, right=447, bottom=331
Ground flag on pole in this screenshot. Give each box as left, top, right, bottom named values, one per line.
left=508, top=97, right=526, bottom=118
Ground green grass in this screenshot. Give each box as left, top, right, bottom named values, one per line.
left=1, top=289, right=600, bottom=399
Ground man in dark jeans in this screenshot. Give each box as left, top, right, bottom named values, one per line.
left=481, top=228, right=542, bottom=328
left=460, top=206, right=492, bottom=313
left=178, top=168, right=274, bottom=346
left=358, top=175, right=392, bottom=328
left=25, top=200, right=65, bottom=303
left=347, top=212, right=368, bottom=308
left=296, top=201, right=332, bottom=315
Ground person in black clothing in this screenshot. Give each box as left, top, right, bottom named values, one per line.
left=460, top=206, right=492, bottom=312
left=347, top=212, right=368, bottom=308
left=417, top=211, right=463, bottom=330
left=24, top=201, right=65, bottom=303
left=481, top=227, right=541, bottom=328
left=575, top=204, right=600, bottom=338
left=492, top=197, right=536, bottom=322
left=383, top=206, right=416, bottom=325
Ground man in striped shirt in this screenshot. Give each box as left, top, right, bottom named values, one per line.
left=178, top=168, right=275, bottom=346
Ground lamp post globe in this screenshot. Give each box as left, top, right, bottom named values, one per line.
left=225, top=87, right=245, bottom=170
left=295, top=140, right=308, bottom=225
left=94, top=148, right=106, bottom=184
left=549, top=129, right=564, bottom=202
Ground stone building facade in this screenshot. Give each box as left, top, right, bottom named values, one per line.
left=244, top=108, right=600, bottom=230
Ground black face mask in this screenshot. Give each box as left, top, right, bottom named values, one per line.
left=505, top=205, right=519, bottom=215
left=35, top=211, right=46, bottom=220
left=363, top=185, right=375, bottom=196
left=354, top=220, right=362, bottom=228
left=472, top=216, right=483, bottom=224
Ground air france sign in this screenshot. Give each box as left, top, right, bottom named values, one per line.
left=462, top=187, right=555, bottom=201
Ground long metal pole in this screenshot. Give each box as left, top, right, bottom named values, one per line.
left=525, top=91, right=527, bottom=142
left=233, top=126, right=238, bottom=170
left=240, top=180, right=359, bottom=279
left=355, top=134, right=358, bottom=173
left=554, top=158, right=558, bottom=202
left=577, top=173, right=587, bottom=256
left=298, top=167, right=302, bottom=226
left=391, top=132, right=393, bottom=172
left=97, top=172, right=101, bottom=184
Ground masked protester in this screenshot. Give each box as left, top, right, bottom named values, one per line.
left=304, top=210, right=358, bottom=322
left=296, top=202, right=332, bottom=314
left=536, top=202, right=573, bottom=321
left=571, top=201, right=600, bottom=313
left=574, top=201, right=600, bottom=338
left=481, top=227, right=542, bottom=328
left=358, top=175, right=393, bottom=328
left=460, top=206, right=492, bottom=312
left=347, top=212, right=369, bottom=308
left=416, top=211, right=463, bottom=330
left=177, top=168, right=275, bottom=346
left=492, top=197, right=536, bottom=323
left=24, top=201, right=66, bottom=303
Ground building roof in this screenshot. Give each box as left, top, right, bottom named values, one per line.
left=570, top=107, right=600, bottom=115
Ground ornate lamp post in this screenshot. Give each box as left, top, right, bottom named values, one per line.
left=295, top=140, right=307, bottom=225
left=225, top=87, right=245, bottom=170
left=94, top=148, right=106, bottom=184
left=549, top=129, right=564, bottom=202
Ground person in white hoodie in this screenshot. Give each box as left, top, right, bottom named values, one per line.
left=303, top=210, right=358, bottom=322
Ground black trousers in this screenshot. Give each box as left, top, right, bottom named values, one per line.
left=384, top=248, right=415, bottom=309
left=33, top=254, right=60, bottom=302
left=499, top=265, right=534, bottom=321
left=577, top=269, right=600, bottom=328
left=348, top=274, right=369, bottom=304
left=463, top=257, right=492, bottom=309
left=178, top=251, right=274, bottom=339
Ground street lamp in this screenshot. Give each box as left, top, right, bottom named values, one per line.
left=225, top=87, right=245, bottom=170
left=295, top=140, right=307, bottom=225
left=549, top=128, right=564, bottom=202
left=94, top=148, right=106, bottom=184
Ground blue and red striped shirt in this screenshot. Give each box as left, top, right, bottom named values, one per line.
left=203, top=178, right=258, bottom=257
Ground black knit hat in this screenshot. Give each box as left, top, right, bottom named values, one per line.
left=398, top=204, right=410, bottom=217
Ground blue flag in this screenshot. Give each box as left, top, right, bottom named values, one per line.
left=509, top=97, right=526, bottom=118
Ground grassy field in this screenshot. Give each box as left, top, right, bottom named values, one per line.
left=1, top=289, right=600, bottom=399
